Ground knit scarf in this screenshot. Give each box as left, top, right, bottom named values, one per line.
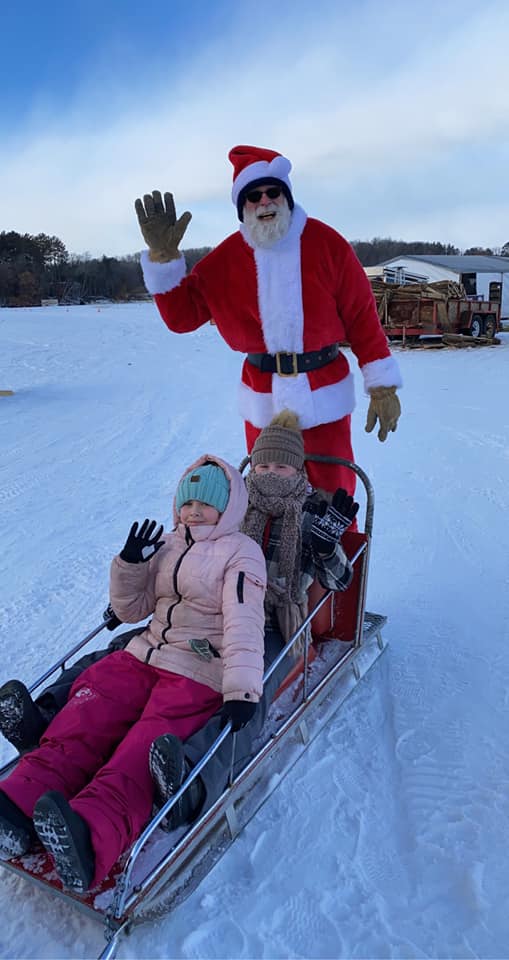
left=242, top=471, right=309, bottom=648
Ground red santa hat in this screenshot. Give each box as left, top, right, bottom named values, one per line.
left=229, top=144, right=294, bottom=221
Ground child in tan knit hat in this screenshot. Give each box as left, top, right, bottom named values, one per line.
left=242, top=409, right=357, bottom=644
left=249, top=409, right=306, bottom=474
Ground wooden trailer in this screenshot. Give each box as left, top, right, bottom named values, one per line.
left=371, top=279, right=500, bottom=343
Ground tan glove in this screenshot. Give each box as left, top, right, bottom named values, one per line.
left=134, top=190, right=192, bottom=263
left=365, top=386, right=401, bottom=442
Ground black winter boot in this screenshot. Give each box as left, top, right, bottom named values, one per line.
left=149, top=734, right=205, bottom=831
left=0, top=790, right=36, bottom=859
left=33, top=791, right=95, bottom=893
left=0, top=680, right=49, bottom=752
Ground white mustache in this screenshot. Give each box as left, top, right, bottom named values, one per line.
left=256, top=203, right=279, bottom=217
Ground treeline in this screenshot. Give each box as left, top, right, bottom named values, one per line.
left=350, top=237, right=509, bottom=266
left=1, top=230, right=507, bottom=307
left=0, top=231, right=212, bottom=307
left=351, top=238, right=461, bottom=266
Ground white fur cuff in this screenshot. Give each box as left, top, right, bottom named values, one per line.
left=361, top=355, right=403, bottom=394
left=140, top=250, right=187, bottom=295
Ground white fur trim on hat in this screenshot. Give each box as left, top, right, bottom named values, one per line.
left=232, top=155, right=292, bottom=205
left=140, top=250, right=187, bottom=296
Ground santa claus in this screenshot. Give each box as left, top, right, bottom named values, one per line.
left=135, top=144, right=402, bottom=494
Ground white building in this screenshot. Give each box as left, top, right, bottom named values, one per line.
left=368, top=255, right=509, bottom=319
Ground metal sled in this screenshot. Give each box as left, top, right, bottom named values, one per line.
left=0, top=458, right=388, bottom=959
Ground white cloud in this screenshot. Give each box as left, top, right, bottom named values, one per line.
left=1, top=0, right=508, bottom=255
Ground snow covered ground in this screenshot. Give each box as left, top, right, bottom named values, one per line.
left=0, top=302, right=508, bottom=959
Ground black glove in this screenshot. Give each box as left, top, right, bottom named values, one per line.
left=103, top=603, right=123, bottom=631
left=119, top=519, right=164, bottom=564
left=311, top=488, right=359, bottom=556
left=220, top=700, right=256, bottom=732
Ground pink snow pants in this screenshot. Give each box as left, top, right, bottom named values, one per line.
left=1, top=651, right=222, bottom=886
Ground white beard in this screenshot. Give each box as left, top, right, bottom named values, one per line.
left=243, top=199, right=292, bottom=248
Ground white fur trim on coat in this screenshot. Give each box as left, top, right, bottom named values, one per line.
left=140, top=250, right=186, bottom=295
left=361, top=355, right=403, bottom=394
left=232, top=155, right=292, bottom=205
left=239, top=372, right=356, bottom=430
left=240, top=205, right=307, bottom=355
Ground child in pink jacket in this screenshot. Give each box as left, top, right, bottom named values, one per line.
left=0, top=456, right=266, bottom=893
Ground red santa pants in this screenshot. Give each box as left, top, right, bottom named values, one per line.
left=1, top=651, right=222, bottom=886
left=246, top=415, right=356, bottom=496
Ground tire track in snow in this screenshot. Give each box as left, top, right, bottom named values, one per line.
left=175, top=729, right=427, bottom=960
left=377, top=622, right=508, bottom=956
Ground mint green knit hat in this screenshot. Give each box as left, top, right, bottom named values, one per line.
left=176, top=463, right=230, bottom=514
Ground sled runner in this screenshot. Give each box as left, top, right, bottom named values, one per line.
left=0, top=456, right=387, bottom=959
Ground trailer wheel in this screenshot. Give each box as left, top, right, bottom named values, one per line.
left=484, top=315, right=497, bottom=339
left=470, top=315, right=483, bottom=338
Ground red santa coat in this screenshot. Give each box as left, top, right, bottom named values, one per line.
left=141, top=205, right=401, bottom=434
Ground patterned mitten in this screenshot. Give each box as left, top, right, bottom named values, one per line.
left=311, top=488, right=359, bottom=556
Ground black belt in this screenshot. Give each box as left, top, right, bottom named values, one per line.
left=247, top=343, right=339, bottom=378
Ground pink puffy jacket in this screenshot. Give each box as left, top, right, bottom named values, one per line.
left=109, top=455, right=267, bottom=703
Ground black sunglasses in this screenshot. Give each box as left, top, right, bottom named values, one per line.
left=245, top=187, right=282, bottom=203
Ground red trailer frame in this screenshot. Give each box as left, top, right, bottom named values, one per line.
left=377, top=291, right=500, bottom=341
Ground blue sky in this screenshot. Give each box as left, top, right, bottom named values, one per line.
left=1, top=0, right=508, bottom=257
